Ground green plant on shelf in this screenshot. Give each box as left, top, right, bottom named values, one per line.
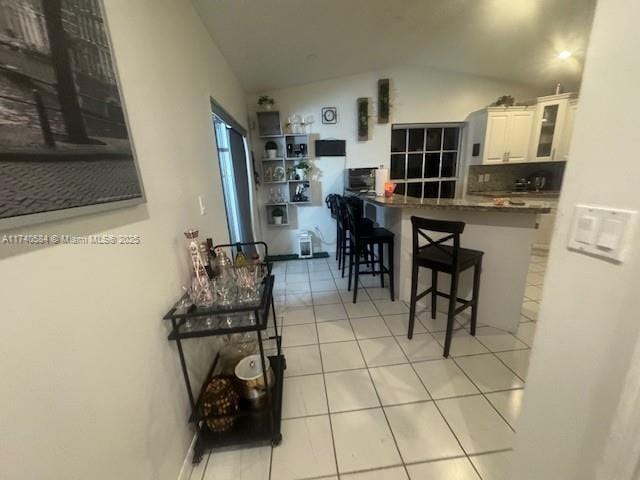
left=295, top=160, right=311, bottom=180
left=258, top=95, right=275, bottom=110
left=272, top=207, right=284, bottom=225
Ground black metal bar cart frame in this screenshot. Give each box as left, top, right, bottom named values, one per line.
left=163, top=241, right=284, bottom=464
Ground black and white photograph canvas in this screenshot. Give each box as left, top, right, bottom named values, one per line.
left=0, top=0, right=143, bottom=227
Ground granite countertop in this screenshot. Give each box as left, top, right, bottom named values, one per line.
left=357, top=193, right=552, bottom=213
left=468, top=190, right=561, bottom=199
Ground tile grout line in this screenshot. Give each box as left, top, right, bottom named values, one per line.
left=306, top=263, right=342, bottom=480
left=282, top=387, right=527, bottom=422
left=449, top=355, right=519, bottom=434
left=404, top=352, right=488, bottom=479
left=370, top=295, right=483, bottom=479
left=348, top=297, right=413, bottom=480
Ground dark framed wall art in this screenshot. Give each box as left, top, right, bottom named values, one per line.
left=321, top=107, right=337, bottom=124
left=0, top=0, right=145, bottom=229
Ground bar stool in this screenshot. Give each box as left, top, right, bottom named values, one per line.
left=407, top=216, right=483, bottom=358
left=325, top=194, right=341, bottom=263
left=345, top=202, right=395, bottom=303
left=337, top=197, right=374, bottom=275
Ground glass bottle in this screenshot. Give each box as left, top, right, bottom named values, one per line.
left=184, top=229, right=215, bottom=307
left=213, top=247, right=237, bottom=305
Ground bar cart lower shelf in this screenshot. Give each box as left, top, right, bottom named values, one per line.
left=192, top=354, right=286, bottom=463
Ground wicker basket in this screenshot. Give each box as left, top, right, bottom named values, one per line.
left=200, top=376, right=240, bottom=432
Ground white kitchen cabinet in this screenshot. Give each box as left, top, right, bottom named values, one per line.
left=484, top=111, right=509, bottom=163
left=506, top=110, right=535, bottom=162
left=529, top=93, right=576, bottom=162
left=483, top=107, right=534, bottom=164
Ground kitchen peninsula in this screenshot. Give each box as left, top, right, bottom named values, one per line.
left=358, top=193, right=552, bottom=332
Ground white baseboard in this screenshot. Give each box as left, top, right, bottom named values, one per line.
left=177, top=433, right=198, bottom=480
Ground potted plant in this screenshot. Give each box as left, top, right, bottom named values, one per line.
left=494, top=95, right=515, bottom=107
left=286, top=166, right=295, bottom=180
left=265, top=140, right=278, bottom=159
left=295, top=160, right=311, bottom=180
left=272, top=207, right=284, bottom=225
left=257, top=95, right=275, bottom=110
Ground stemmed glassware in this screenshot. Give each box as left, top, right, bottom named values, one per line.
left=235, top=264, right=266, bottom=304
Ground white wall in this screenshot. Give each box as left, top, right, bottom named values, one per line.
left=513, top=0, right=640, bottom=477
left=0, top=1, right=247, bottom=479
left=247, top=66, right=540, bottom=255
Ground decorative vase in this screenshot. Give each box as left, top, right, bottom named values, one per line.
left=266, top=149, right=277, bottom=159
left=200, top=376, right=239, bottom=432
left=184, top=229, right=215, bottom=307
left=212, top=247, right=237, bottom=305
left=274, top=216, right=283, bottom=225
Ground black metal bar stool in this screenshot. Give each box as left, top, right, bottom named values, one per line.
left=407, top=216, right=483, bottom=358
left=345, top=202, right=395, bottom=303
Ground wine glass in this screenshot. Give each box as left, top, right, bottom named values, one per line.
left=304, top=115, right=314, bottom=133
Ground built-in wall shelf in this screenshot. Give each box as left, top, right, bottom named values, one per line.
left=256, top=110, right=314, bottom=227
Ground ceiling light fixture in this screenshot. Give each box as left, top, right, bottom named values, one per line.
left=558, top=50, right=572, bottom=60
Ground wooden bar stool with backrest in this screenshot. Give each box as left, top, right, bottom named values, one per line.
left=345, top=202, right=395, bottom=303
left=407, top=216, right=484, bottom=358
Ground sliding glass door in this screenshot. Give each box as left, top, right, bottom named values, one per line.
left=212, top=107, right=255, bottom=245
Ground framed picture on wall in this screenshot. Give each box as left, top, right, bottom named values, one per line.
left=0, top=0, right=145, bottom=230
left=321, top=107, right=338, bottom=124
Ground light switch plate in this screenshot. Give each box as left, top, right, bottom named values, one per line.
left=198, top=194, right=207, bottom=216
left=568, top=204, right=637, bottom=263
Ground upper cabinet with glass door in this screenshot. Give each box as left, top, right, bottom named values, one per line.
left=529, top=93, right=577, bottom=162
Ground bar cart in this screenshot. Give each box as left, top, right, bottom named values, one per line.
left=163, top=241, right=284, bottom=464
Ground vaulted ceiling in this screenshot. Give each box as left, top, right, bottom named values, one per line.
left=193, top=0, right=597, bottom=93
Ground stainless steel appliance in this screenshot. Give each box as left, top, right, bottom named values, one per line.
left=345, top=167, right=378, bottom=193
left=527, top=171, right=549, bottom=192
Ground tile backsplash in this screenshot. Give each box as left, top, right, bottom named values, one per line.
left=467, top=161, right=566, bottom=193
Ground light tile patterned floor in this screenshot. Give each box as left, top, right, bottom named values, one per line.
left=189, top=252, right=547, bottom=480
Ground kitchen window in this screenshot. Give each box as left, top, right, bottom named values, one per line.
left=390, top=123, right=462, bottom=199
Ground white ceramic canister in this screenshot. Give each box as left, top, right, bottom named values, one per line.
left=234, top=354, right=274, bottom=409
